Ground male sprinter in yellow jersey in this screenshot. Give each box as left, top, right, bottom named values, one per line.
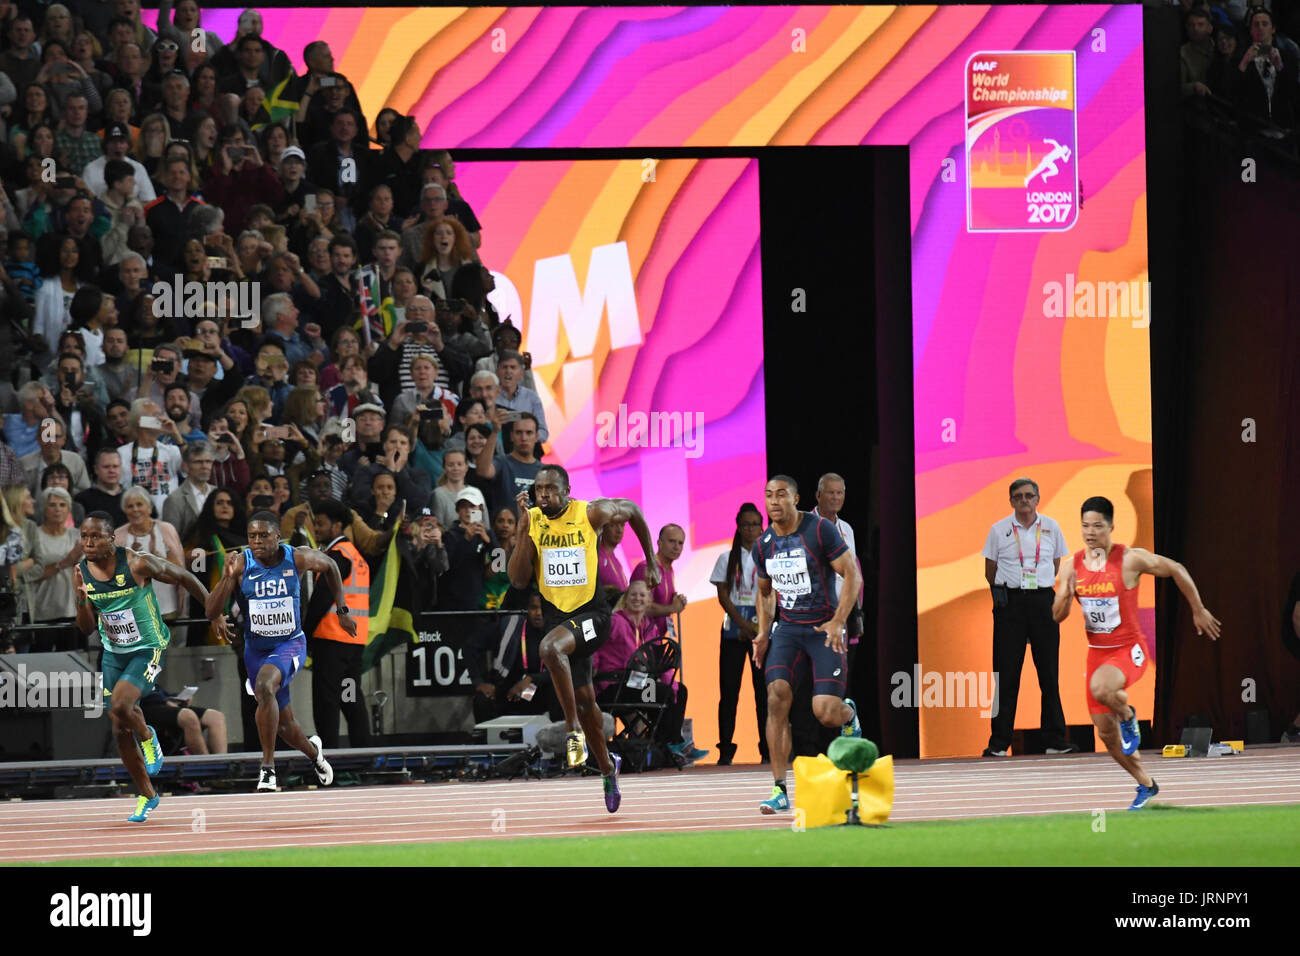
left=508, top=464, right=661, bottom=812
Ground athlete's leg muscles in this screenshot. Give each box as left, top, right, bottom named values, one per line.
left=766, top=678, right=794, bottom=784
left=1089, top=663, right=1132, bottom=720
left=574, top=683, right=613, bottom=775
left=1091, top=712, right=1153, bottom=788
left=110, top=680, right=155, bottom=799
left=252, top=663, right=283, bottom=764
left=539, top=627, right=579, bottom=730
left=811, top=694, right=852, bottom=728
left=275, top=703, right=317, bottom=758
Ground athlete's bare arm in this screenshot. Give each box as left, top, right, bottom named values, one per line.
left=507, top=491, right=537, bottom=589
left=753, top=576, right=775, bottom=668
left=295, top=546, right=356, bottom=638
left=1052, top=560, right=1076, bottom=623
left=815, top=550, right=860, bottom=653
left=589, top=498, right=660, bottom=589
left=132, top=551, right=234, bottom=642
left=1123, top=548, right=1221, bottom=640
left=205, top=549, right=245, bottom=620
left=73, top=566, right=96, bottom=635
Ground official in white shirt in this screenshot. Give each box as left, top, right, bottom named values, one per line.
left=981, top=478, right=1076, bottom=756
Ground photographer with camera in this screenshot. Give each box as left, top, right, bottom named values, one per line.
left=118, top=399, right=184, bottom=514
left=48, top=351, right=110, bottom=454
left=204, top=413, right=251, bottom=497
left=436, top=295, right=492, bottom=361
left=1235, top=6, right=1296, bottom=136
left=368, top=296, right=472, bottom=406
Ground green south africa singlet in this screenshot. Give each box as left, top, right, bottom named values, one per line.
left=80, top=547, right=171, bottom=652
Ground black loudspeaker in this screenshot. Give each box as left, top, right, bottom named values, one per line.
left=1245, top=707, right=1271, bottom=744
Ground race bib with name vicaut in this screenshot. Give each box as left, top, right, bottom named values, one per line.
left=101, top=608, right=141, bottom=645
left=768, top=550, right=812, bottom=600
left=542, top=547, right=588, bottom=589
left=249, top=596, right=297, bottom=637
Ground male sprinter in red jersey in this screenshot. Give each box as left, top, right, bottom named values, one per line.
left=508, top=464, right=661, bottom=812
left=1053, top=496, right=1221, bottom=810
left=753, top=475, right=862, bottom=814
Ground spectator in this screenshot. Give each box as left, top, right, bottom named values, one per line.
left=710, top=502, right=766, bottom=765
left=443, top=396, right=488, bottom=454
left=313, top=233, right=360, bottom=340
left=475, top=411, right=543, bottom=515
left=33, top=235, right=87, bottom=358
left=194, top=485, right=247, bottom=563
left=0, top=485, right=35, bottom=603
left=476, top=321, right=537, bottom=392
left=113, top=0, right=159, bottom=57
left=352, top=186, right=402, bottom=265
left=204, top=413, right=251, bottom=496
left=259, top=291, right=314, bottom=368
left=39, top=464, right=85, bottom=525
left=203, top=124, right=285, bottom=235
left=101, top=398, right=134, bottom=451
left=390, top=266, right=418, bottom=324
left=440, top=484, right=496, bottom=610
left=139, top=685, right=228, bottom=755
left=144, top=155, right=206, bottom=277
left=244, top=343, right=292, bottom=423
left=163, top=384, right=206, bottom=446
left=422, top=156, right=482, bottom=244
left=4, top=382, right=57, bottom=458
left=431, top=448, right=473, bottom=531
left=84, top=124, right=155, bottom=203
left=69, top=287, right=116, bottom=368
left=161, top=440, right=216, bottom=545
left=16, top=486, right=82, bottom=652
left=10, top=82, right=56, bottom=159
left=208, top=9, right=291, bottom=91
left=369, top=296, right=471, bottom=404
left=416, top=216, right=475, bottom=303
left=115, top=484, right=186, bottom=620
left=494, top=350, right=548, bottom=444
left=99, top=325, right=142, bottom=400
left=398, top=183, right=449, bottom=270
left=378, top=114, right=425, bottom=218
left=596, top=516, right=629, bottom=595
left=304, top=498, right=372, bottom=749
left=348, top=423, right=432, bottom=515
left=1182, top=7, right=1216, bottom=99
left=20, top=414, right=89, bottom=494
left=336, top=402, right=386, bottom=476
left=118, top=398, right=184, bottom=513
left=373, top=107, right=402, bottom=148
left=437, top=297, right=492, bottom=362
left=482, top=505, right=517, bottom=609
left=630, top=523, right=687, bottom=639
left=387, top=352, right=458, bottom=427
left=980, top=477, right=1074, bottom=757
left=97, top=159, right=147, bottom=266
left=813, top=473, right=865, bottom=682
left=49, top=352, right=110, bottom=454
left=1234, top=5, right=1296, bottom=135
left=75, top=446, right=129, bottom=526
left=306, top=108, right=372, bottom=223
left=473, top=590, right=557, bottom=723
left=280, top=469, right=395, bottom=559
left=273, top=145, right=314, bottom=226
left=1, top=16, right=42, bottom=92
left=1208, top=24, right=1242, bottom=98
left=52, top=92, right=101, bottom=176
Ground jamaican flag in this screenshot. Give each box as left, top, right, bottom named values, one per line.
left=362, top=525, right=420, bottom=671
left=252, top=70, right=301, bottom=131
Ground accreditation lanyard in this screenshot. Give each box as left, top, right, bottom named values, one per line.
left=1012, top=519, right=1042, bottom=577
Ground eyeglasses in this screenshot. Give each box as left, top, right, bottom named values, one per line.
left=157, top=41, right=179, bottom=52
left=1011, top=493, right=1038, bottom=501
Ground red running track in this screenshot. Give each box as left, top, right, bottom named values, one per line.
left=2, top=747, right=1298, bottom=863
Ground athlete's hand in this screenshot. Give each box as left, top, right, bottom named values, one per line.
left=211, top=614, right=234, bottom=644
left=752, top=632, right=770, bottom=669
left=73, top=565, right=88, bottom=604
left=816, top=618, right=847, bottom=654
left=338, top=608, right=358, bottom=638
left=515, top=491, right=531, bottom=533
left=1193, top=607, right=1221, bottom=641
left=642, top=554, right=662, bottom=591
left=224, top=550, right=245, bottom=580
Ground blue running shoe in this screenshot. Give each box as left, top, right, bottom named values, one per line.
left=1127, top=779, right=1159, bottom=811
left=140, top=726, right=164, bottom=776
left=127, top=793, right=160, bottom=822
left=603, top=754, right=622, bottom=813
left=759, top=786, right=790, bottom=814
left=842, top=698, right=862, bottom=738
left=1119, top=706, right=1141, bottom=755
left=668, top=742, right=711, bottom=762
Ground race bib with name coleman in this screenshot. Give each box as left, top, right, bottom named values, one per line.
left=542, top=547, right=588, bottom=589
left=101, top=608, right=141, bottom=646
left=249, top=596, right=297, bottom=638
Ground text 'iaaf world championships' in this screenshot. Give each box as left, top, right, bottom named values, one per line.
left=971, top=85, right=1071, bottom=105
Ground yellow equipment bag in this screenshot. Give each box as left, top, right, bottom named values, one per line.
left=792, top=753, right=894, bottom=828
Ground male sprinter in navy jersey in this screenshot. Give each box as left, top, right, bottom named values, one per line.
left=752, top=475, right=862, bottom=813
left=206, top=511, right=356, bottom=792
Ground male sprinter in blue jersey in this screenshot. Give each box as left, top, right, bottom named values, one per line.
left=752, top=475, right=862, bottom=813
left=206, top=511, right=356, bottom=792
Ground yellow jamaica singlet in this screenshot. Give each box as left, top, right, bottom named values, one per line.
left=528, top=498, right=599, bottom=613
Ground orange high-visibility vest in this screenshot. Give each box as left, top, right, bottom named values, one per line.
left=314, top=538, right=371, bottom=645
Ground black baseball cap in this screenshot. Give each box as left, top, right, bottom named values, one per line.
left=105, top=124, right=131, bottom=141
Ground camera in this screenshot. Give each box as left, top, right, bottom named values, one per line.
left=319, top=75, right=338, bottom=88
left=216, top=433, right=235, bottom=444
left=419, top=405, right=443, bottom=421
left=405, top=322, right=427, bottom=334
left=151, top=358, right=174, bottom=375
left=251, top=495, right=275, bottom=509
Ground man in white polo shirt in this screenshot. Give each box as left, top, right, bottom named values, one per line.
left=981, top=477, right=1076, bottom=756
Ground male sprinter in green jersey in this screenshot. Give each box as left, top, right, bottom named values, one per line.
left=75, top=513, right=231, bottom=822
